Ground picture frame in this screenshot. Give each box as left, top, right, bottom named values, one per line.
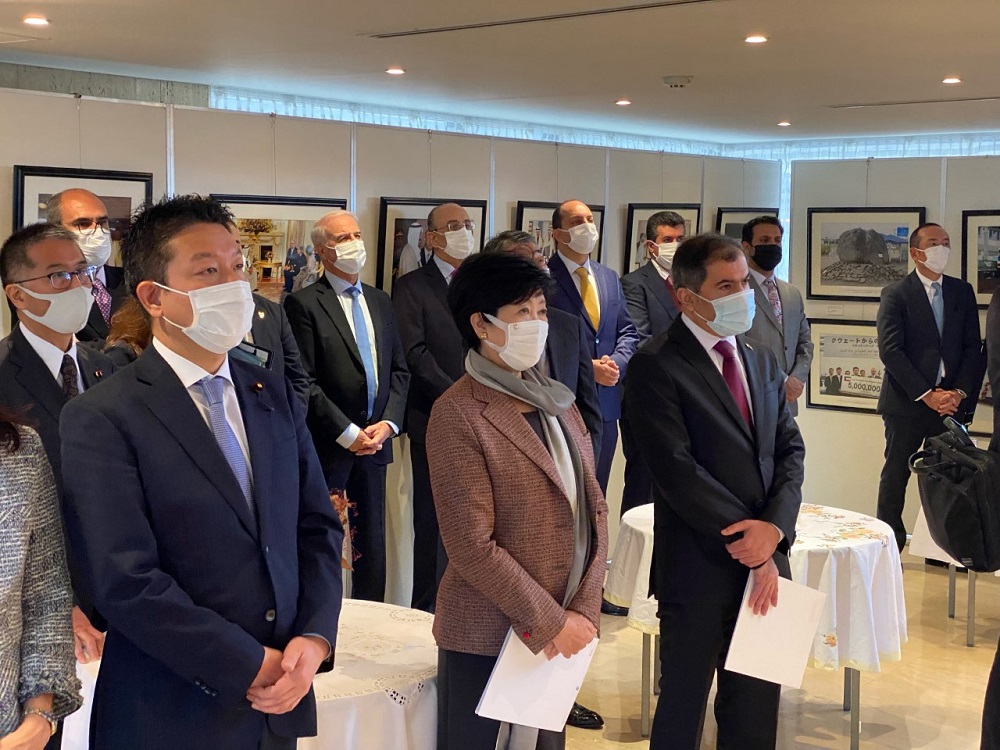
left=211, top=194, right=346, bottom=294
left=969, top=310, right=992, bottom=438
left=515, top=200, right=605, bottom=265
left=806, top=319, right=883, bottom=414
left=623, top=202, right=701, bottom=274
left=376, top=197, right=488, bottom=292
left=806, top=207, right=925, bottom=302
left=961, top=209, right=1000, bottom=308
left=13, top=165, right=154, bottom=264
left=715, top=207, right=779, bottom=240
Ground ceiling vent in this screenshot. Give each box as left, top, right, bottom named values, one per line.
left=663, top=76, right=694, bottom=89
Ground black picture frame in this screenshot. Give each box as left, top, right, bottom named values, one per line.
left=376, top=197, right=488, bottom=292
left=515, top=200, right=605, bottom=265
left=806, top=319, right=883, bottom=414
left=806, top=206, right=926, bottom=302
left=715, top=207, right=779, bottom=240
left=961, top=209, right=1000, bottom=309
left=624, top=202, right=700, bottom=274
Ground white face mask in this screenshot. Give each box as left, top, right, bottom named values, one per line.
left=692, top=289, right=756, bottom=338
left=483, top=313, right=549, bottom=372
left=561, top=222, right=599, bottom=256
left=922, top=244, right=950, bottom=274
left=17, top=283, right=95, bottom=335
left=156, top=280, right=255, bottom=354
left=74, top=228, right=112, bottom=268
left=442, top=228, right=475, bottom=261
left=652, top=241, right=679, bottom=271
left=330, top=239, right=366, bottom=275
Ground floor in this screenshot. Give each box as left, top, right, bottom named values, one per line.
left=567, top=553, right=998, bottom=749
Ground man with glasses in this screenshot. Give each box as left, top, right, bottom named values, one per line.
left=393, top=202, right=476, bottom=611
left=0, top=222, right=115, bottom=748
left=47, top=188, right=128, bottom=343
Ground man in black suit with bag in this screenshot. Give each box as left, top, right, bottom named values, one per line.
left=981, top=286, right=1000, bottom=749
left=624, top=233, right=804, bottom=749
left=876, top=222, right=982, bottom=552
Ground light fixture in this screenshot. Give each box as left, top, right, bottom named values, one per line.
left=22, top=14, right=49, bottom=26
left=778, top=121, right=791, bottom=127
left=385, top=66, right=405, bottom=76
left=745, top=34, right=768, bottom=44
left=942, top=76, right=962, bottom=84
left=616, top=99, right=631, bottom=106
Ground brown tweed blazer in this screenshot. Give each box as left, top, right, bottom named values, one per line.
left=427, top=375, right=609, bottom=657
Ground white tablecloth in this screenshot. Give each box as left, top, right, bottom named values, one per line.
left=63, top=599, right=438, bottom=750
left=604, top=503, right=908, bottom=672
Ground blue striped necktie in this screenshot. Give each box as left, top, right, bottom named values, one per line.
left=346, top=286, right=377, bottom=420
left=195, top=376, right=255, bottom=516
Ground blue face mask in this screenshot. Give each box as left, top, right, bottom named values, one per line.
left=693, top=288, right=756, bottom=337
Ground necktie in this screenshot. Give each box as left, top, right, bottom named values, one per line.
left=664, top=276, right=679, bottom=308
left=346, top=287, right=377, bottom=420
left=574, top=267, right=600, bottom=330
left=92, top=277, right=112, bottom=324
left=763, top=277, right=782, bottom=325
left=195, top=376, right=255, bottom=516
left=59, top=354, right=79, bottom=399
left=931, top=281, right=944, bottom=336
left=713, top=341, right=752, bottom=428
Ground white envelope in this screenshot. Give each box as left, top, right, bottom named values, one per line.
left=724, top=573, right=826, bottom=688
left=476, top=628, right=599, bottom=732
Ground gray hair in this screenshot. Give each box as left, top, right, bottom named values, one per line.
left=311, top=209, right=358, bottom=246
left=482, top=230, right=534, bottom=255
left=45, top=190, right=71, bottom=225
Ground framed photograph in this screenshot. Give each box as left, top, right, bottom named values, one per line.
left=211, top=194, right=346, bottom=298
left=806, top=207, right=925, bottom=302
left=969, top=311, right=992, bottom=437
left=806, top=320, right=883, bottom=413
left=715, top=207, right=779, bottom=240
left=514, top=201, right=605, bottom=265
left=623, top=203, right=700, bottom=274
left=376, top=197, right=488, bottom=292
left=962, top=210, right=1000, bottom=308
left=13, top=165, right=154, bottom=264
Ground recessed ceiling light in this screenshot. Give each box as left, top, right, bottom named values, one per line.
left=616, top=99, right=631, bottom=106
left=22, top=14, right=49, bottom=26
left=745, top=34, right=768, bottom=44
left=385, top=66, right=405, bottom=75
left=778, top=121, right=791, bottom=127
left=942, top=76, right=962, bottom=84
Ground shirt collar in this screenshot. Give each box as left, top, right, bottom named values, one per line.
left=681, top=311, right=737, bottom=354
left=556, top=250, right=591, bottom=275
left=749, top=267, right=773, bottom=286
left=649, top=259, right=669, bottom=281
left=326, top=272, right=360, bottom=296
left=18, top=323, right=78, bottom=382
left=432, top=253, right=457, bottom=282
left=914, top=266, right=940, bottom=291
left=152, top=336, right=234, bottom=390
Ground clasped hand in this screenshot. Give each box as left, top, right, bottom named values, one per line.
left=542, top=611, right=596, bottom=661
left=921, top=388, right=961, bottom=416
left=349, top=422, right=394, bottom=455
left=593, top=356, right=620, bottom=387
left=246, top=636, right=328, bottom=714
left=721, top=519, right=780, bottom=569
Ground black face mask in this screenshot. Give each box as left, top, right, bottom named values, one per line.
left=752, top=244, right=782, bottom=272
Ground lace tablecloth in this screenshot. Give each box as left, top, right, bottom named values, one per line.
left=63, top=599, right=438, bottom=750
left=605, top=502, right=908, bottom=672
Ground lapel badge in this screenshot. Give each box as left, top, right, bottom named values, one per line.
left=251, top=381, right=264, bottom=393
left=95, top=369, right=104, bottom=379
left=257, top=310, right=265, bottom=319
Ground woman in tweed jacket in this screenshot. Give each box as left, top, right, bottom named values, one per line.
left=427, top=254, right=608, bottom=750
left=0, top=410, right=81, bottom=746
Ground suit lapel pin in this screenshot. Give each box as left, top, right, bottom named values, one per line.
left=257, top=310, right=265, bottom=319
left=95, top=369, right=104, bottom=379
left=251, top=382, right=264, bottom=393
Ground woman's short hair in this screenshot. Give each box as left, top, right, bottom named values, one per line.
left=447, top=253, right=551, bottom=351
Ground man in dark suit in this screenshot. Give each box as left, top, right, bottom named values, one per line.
left=620, top=210, right=686, bottom=518
left=624, top=233, right=804, bottom=749
left=876, top=222, right=982, bottom=552
left=59, top=195, right=343, bottom=750
left=47, top=189, right=128, bottom=343
left=983, top=286, right=1000, bottom=749
left=285, top=210, right=409, bottom=603
left=742, top=216, right=813, bottom=417
left=392, top=201, right=472, bottom=612
left=548, top=199, right=639, bottom=493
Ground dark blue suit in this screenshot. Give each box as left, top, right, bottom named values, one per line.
left=549, top=252, right=639, bottom=491
left=60, top=345, right=344, bottom=750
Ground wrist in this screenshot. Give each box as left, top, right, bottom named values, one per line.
left=22, top=709, right=57, bottom=737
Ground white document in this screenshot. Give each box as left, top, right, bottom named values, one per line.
left=724, top=573, right=826, bottom=689
left=909, top=505, right=961, bottom=566
left=476, top=628, right=599, bottom=732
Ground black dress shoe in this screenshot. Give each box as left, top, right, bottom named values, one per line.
left=601, top=598, right=628, bottom=617
left=567, top=702, right=604, bottom=730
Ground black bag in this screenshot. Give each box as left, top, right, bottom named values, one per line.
left=909, top=418, right=1000, bottom=573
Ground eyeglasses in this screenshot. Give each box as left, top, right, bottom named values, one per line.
left=13, top=266, right=98, bottom=290
left=68, top=217, right=111, bottom=237
left=431, top=220, right=475, bottom=233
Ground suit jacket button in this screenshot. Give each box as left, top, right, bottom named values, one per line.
left=265, top=609, right=276, bottom=622
left=595, top=337, right=600, bottom=344
left=523, top=631, right=531, bottom=639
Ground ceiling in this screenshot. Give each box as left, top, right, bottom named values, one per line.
left=0, top=0, right=998, bottom=143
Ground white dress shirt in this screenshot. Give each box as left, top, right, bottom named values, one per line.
left=651, top=258, right=670, bottom=282
left=432, top=253, right=458, bottom=284
left=681, top=313, right=753, bottom=420
left=19, top=324, right=86, bottom=395
left=555, top=251, right=602, bottom=318
left=914, top=267, right=947, bottom=387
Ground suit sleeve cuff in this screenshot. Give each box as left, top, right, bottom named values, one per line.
left=302, top=633, right=333, bottom=661
left=915, top=389, right=932, bottom=402
left=336, top=424, right=361, bottom=450
left=384, top=421, right=400, bottom=436
left=770, top=523, right=785, bottom=542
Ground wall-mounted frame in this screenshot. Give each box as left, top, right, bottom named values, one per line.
left=515, top=200, right=605, bottom=265
left=806, top=319, right=883, bottom=414
left=715, top=207, right=779, bottom=240
left=211, top=194, right=346, bottom=293
left=624, top=202, right=700, bottom=275
left=961, top=209, right=1000, bottom=308
left=806, top=207, right=925, bottom=302
left=969, top=310, right=992, bottom=437
left=376, top=197, right=488, bottom=292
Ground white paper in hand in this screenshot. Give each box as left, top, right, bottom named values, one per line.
left=724, top=573, right=826, bottom=688
left=476, top=628, right=599, bottom=732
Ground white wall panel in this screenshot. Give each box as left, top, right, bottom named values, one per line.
left=273, top=117, right=351, bottom=202
left=492, top=139, right=558, bottom=232
left=173, top=108, right=273, bottom=196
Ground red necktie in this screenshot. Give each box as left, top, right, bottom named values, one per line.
left=664, top=276, right=679, bottom=308
left=713, top=340, right=752, bottom=427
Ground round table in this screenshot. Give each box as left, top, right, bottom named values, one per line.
left=604, top=502, right=907, bottom=749
left=62, top=599, right=438, bottom=750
